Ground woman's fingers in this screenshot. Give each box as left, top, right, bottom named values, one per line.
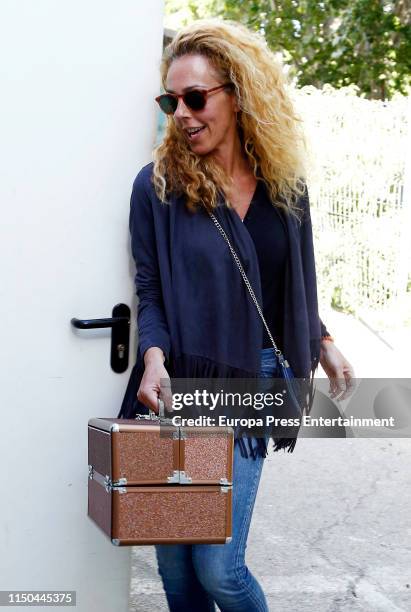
left=330, top=363, right=356, bottom=402
left=160, top=379, right=174, bottom=413
left=329, top=371, right=345, bottom=399
left=137, top=382, right=161, bottom=413
left=137, top=362, right=172, bottom=414
left=338, top=363, right=357, bottom=401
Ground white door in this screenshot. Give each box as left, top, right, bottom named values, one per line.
left=0, top=1, right=164, bottom=610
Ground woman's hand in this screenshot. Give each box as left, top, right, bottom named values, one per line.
left=319, top=341, right=356, bottom=402
left=137, top=347, right=172, bottom=413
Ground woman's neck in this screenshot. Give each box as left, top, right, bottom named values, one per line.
left=211, top=131, right=251, bottom=179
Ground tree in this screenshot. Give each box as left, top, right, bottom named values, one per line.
left=165, top=0, right=411, bottom=100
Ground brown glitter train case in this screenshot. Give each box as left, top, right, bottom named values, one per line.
left=87, top=417, right=233, bottom=546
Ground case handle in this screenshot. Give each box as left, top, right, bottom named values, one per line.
left=135, top=397, right=174, bottom=423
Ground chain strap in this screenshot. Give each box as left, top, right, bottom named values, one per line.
left=208, top=211, right=285, bottom=361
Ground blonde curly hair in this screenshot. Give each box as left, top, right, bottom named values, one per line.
left=152, top=18, right=309, bottom=221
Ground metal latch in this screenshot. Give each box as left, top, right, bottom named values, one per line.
left=167, top=470, right=192, bottom=484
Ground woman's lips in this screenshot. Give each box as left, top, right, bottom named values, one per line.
left=186, top=126, right=206, bottom=140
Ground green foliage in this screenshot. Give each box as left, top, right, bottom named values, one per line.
left=165, top=0, right=411, bottom=100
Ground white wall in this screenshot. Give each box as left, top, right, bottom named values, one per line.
left=0, top=1, right=164, bottom=610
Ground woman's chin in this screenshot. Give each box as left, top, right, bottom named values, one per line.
left=189, top=142, right=213, bottom=156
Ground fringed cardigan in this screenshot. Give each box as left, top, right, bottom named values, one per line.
left=118, top=162, right=331, bottom=458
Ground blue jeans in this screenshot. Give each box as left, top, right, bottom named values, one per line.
left=154, top=347, right=278, bottom=612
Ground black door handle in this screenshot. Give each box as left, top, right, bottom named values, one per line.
left=71, top=316, right=129, bottom=329
left=71, top=303, right=130, bottom=373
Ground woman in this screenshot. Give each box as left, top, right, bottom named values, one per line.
left=119, top=18, right=355, bottom=612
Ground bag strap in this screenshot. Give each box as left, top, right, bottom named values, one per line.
left=207, top=210, right=289, bottom=366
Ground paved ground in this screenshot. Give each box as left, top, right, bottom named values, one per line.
left=129, top=309, right=411, bottom=611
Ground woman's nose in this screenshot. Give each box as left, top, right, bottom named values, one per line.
left=174, top=97, right=192, bottom=120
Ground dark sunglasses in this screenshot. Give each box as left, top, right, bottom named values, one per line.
left=155, top=83, right=233, bottom=115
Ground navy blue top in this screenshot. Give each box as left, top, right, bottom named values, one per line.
left=118, top=163, right=331, bottom=448
left=242, top=180, right=288, bottom=350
